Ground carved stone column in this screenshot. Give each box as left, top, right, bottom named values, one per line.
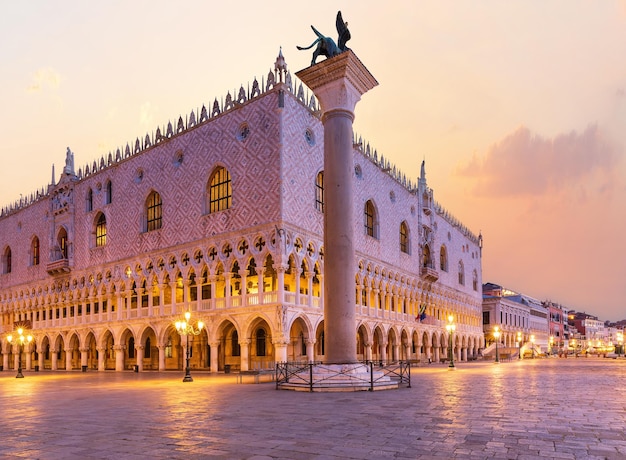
left=305, top=338, right=316, bottom=363
left=298, top=51, right=377, bottom=364
left=25, top=344, right=32, bottom=370
left=114, top=345, right=125, bottom=371
left=273, top=339, right=288, bottom=364
left=65, top=347, right=73, bottom=371
left=51, top=348, right=58, bottom=371
left=136, top=345, right=144, bottom=372
left=364, top=342, right=372, bottom=362
left=157, top=345, right=166, bottom=371
left=209, top=341, right=220, bottom=373
left=239, top=339, right=251, bottom=372
left=80, top=347, right=89, bottom=367
left=97, top=347, right=106, bottom=371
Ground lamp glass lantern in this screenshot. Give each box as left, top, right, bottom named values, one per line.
left=6, top=327, right=33, bottom=378
left=174, top=311, right=204, bottom=382
left=445, top=315, right=456, bottom=369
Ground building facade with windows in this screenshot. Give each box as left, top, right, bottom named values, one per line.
left=0, top=54, right=484, bottom=373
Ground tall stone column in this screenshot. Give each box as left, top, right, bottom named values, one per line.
left=297, top=51, right=377, bottom=364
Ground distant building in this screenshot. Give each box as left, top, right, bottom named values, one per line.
left=482, top=282, right=548, bottom=357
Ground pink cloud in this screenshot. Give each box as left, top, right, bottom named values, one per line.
left=457, top=124, right=621, bottom=197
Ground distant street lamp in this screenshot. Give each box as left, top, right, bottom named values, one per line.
left=618, top=332, right=624, bottom=358
left=530, top=335, right=535, bottom=359
left=6, top=328, right=33, bottom=378
left=445, top=315, right=456, bottom=369
left=549, top=336, right=554, bottom=356
left=516, top=331, right=522, bottom=360
left=174, top=311, right=204, bottom=382
left=493, top=326, right=501, bottom=363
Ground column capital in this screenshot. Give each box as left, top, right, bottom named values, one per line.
left=296, top=50, right=378, bottom=114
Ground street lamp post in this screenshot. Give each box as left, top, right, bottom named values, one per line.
left=516, top=331, right=522, bottom=360
left=6, top=328, right=33, bottom=378
left=549, top=336, right=554, bottom=356
left=618, top=332, right=624, bottom=358
left=445, top=315, right=456, bottom=369
left=530, top=335, right=535, bottom=359
left=493, top=326, right=500, bottom=363
left=174, top=311, right=204, bottom=382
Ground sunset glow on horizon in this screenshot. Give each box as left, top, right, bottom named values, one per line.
left=1, top=1, right=624, bottom=321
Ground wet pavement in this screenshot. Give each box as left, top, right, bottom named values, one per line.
left=0, top=357, right=624, bottom=459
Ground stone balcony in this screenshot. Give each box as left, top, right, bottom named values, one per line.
left=420, top=266, right=439, bottom=282
left=47, top=258, right=71, bottom=276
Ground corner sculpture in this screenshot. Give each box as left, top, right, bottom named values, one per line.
left=297, top=11, right=351, bottom=66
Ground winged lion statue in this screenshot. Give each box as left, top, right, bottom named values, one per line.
left=297, top=11, right=351, bottom=66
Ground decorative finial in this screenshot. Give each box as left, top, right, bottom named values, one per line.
left=274, top=47, right=287, bottom=83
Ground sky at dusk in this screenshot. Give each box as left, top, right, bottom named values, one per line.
left=1, top=1, right=625, bottom=321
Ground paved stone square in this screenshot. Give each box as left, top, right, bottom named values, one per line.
left=0, top=358, right=624, bottom=459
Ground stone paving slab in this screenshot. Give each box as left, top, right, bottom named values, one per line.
left=0, top=358, right=624, bottom=459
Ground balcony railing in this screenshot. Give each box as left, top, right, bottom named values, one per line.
left=420, top=265, right=439, bottom=282
left=46, top=258, right=70, bottom=276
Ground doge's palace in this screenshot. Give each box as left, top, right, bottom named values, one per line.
left=0, top=52, right=484, bottom=374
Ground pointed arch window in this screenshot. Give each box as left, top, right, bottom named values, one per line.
left=423, top=245, right=432, bottom=269
left=3, top=247, right=12, bottom=274
left=56, top=228, right=69, bottom=260
left=105, top=180, right=113, bottom=204
left=208, top=166, right=232, bottom=213
left=400, top=221, right=410, bottom=254
left=472, top=269, right=478, bottom=291
left=440, top=246, right=448, bottom=272
left=146, top=191, right=162, bottom=232
left=31, top=237, right=40, bottom=266
left=364, top=200, right=378, bottom=239
left=315, top=171, right=324, bottom=212
left=95, top=213, right=107, bottom=247
left=458, top=260, right=465, bottom=285
left=86, top=188, right=93, bottom=212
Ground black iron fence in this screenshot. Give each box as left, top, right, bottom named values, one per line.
left=276, top=360, right=411, bottom=392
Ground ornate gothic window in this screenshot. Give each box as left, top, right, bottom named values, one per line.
left=400, top=221, right=410, bottom=254
left=473, top=270, right=478, bottom=291
left=364, top=200, right=377, bottom=238
left=440, top=245, right=448, bottom=272
left=458, top=260, right=465, bottom=285
left=3, top=247, right=11, bottom=274
left=315, top=171, right=324, bottom=212
left=86, top=188, right=93, bottom=212
left=208, top=166, right=232, bottom=213
left=95, top=213, right=107, bottom=247
left=31, top=237, right=40, bottom=266
left=423, top=245, right=431, bottom=269
left=57, top=228, right=68, bottom=260
left=146, top=191, right=162, bottom=232
left=105, top=180, right=113, bottom=204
